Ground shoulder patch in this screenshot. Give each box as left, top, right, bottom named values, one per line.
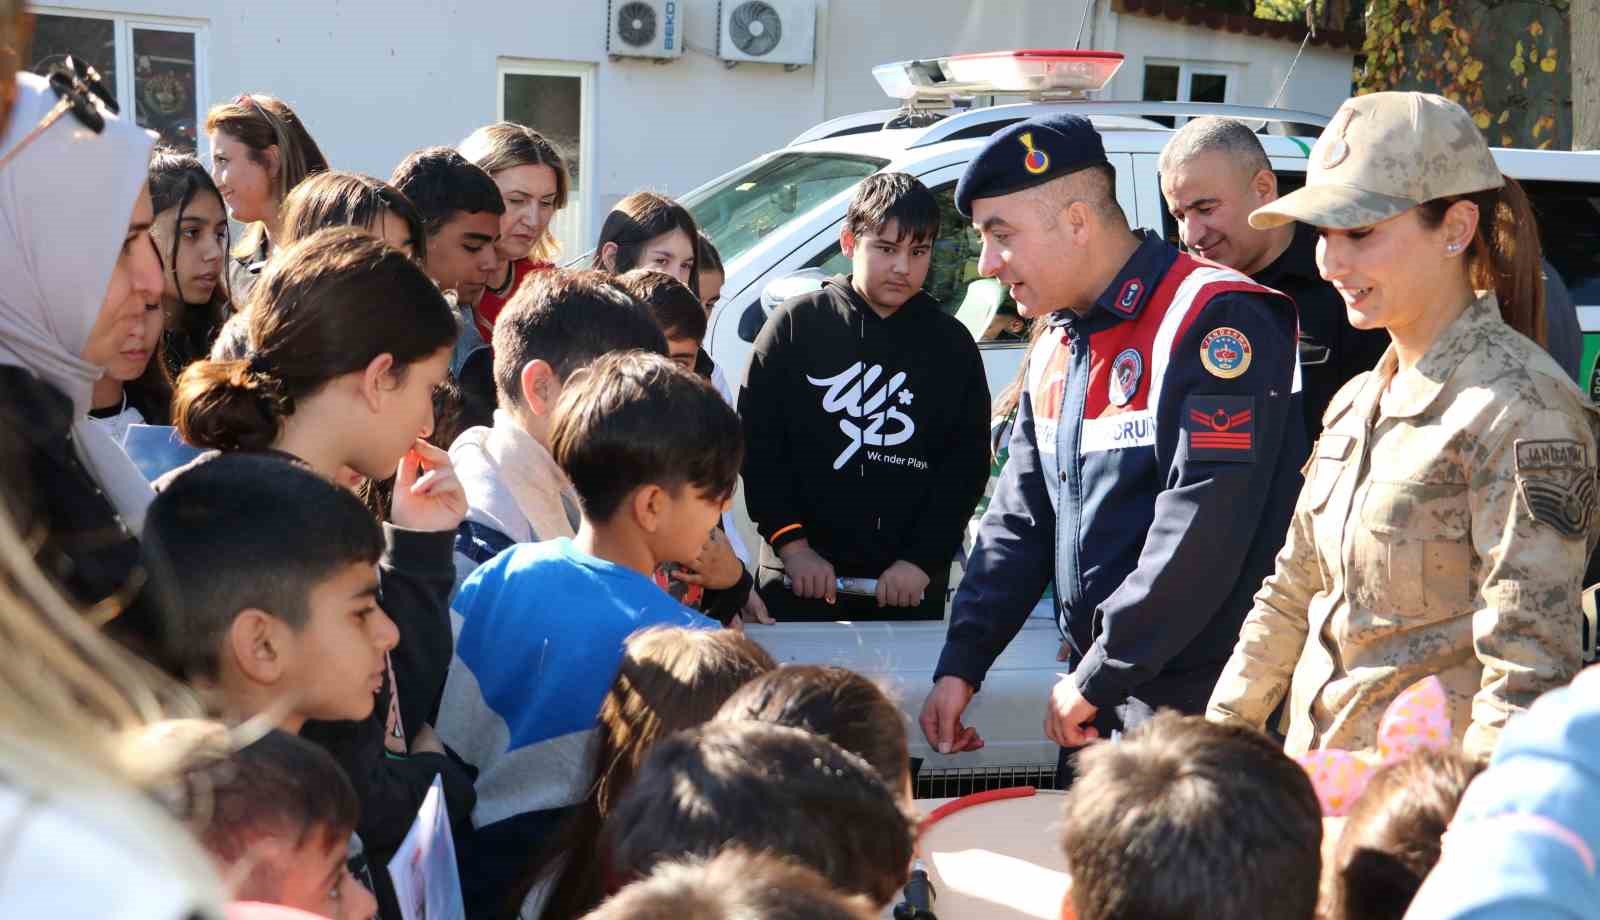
left=1200, top=327, right=1252, bottom=379
left=1515, top=438, right=1597, bottom=537
left=1184, top=395, right=1256, bottom=462
left=1108, top=348, right=1143, bottom=407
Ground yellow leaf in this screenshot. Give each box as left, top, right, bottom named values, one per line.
left=1462, top=59, right=1483, bottom=82
left=1531, top=20, right=1544, bottom=37
left=1541, top=52, right=1558, bottom=73
left=1539, top=139, right=1553, bottom=150
left=1498, top=110, right=1511, bottom=124
left=1512, top=54, right=1527, bottom=77
left=1502, top=133, right=1514, bottom=145
left=1474, top=111, right=1492, bottom=129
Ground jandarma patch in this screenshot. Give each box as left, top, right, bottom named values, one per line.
left=1200, top=327, right=1252, bottom=379
left=1108, top=348, right=1143, bottom=407
left=1019, top=131, right=1050, bottom=175
left=1515, top=439, right=1597, bottom=537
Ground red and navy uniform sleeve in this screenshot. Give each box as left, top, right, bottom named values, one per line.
left=935, top=373, right=1056, bottom=691
left=1071, top=288, right=1301, bottom=710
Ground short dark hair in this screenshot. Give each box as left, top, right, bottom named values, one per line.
left=604, top=720, right=916, bottom=907
left=716, top=665, right=909, bottom=793
left=142, top=453, right=384, bottom=679
left=549, top=350, right=741, bottom=523
left=159, top=725, right=360, bottom=902
left=1060, top=712, right=1322, bottom=920
left=845, top=172, right=940, bottom=244
left=695, top=231, right=724, bottom=274
left=587, top=850, right=879, bottom=920
left=617, top=269, right=708, bottom=342
left=1331, top=749, right=1484, bottom=920
left=490, top=268, right=668, bottom=409
left=389, top=146, right=505, bottom=236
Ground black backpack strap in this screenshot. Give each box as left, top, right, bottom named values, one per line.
left=455, top=520, right=518, bottom=567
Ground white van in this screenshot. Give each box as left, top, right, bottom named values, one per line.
left=682, top=51, right=1600, bottom=795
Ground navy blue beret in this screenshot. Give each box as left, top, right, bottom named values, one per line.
left=954, top=113, right=1109, bottom=216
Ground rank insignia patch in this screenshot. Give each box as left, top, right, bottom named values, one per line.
left=1200, top=326, right=1253, bottom=379
left=1184, top=395, right=1255, bottom=462
left=1514, top=438, right=1597, bottom=537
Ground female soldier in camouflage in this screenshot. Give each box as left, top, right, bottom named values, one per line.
left=1206, top=92, right=1600, bottom=762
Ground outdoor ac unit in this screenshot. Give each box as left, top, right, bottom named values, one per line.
left=717, top=0, right=815, bottom=67
left=607, top=0, right=683, bottom=59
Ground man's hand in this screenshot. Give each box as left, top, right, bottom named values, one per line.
left=669, top=529, right=744, bottom=590
left=778, top=540, right=835, bottom=603
left=877, top=560, right=930, bottom=608
left=391, top=439, right=468, bottom=532
left=1044, top=674, right=1101, bottom=748
left=919, top=675, right=985, bottom=755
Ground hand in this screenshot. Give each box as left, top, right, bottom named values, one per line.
left=877, top=560, right=930, bottom=608
left=411, top=722, right=445, bottom=756
left=390, top=439, right=467, bottom=532
left=741, top=590, right=776, bottom=625
left=1044, top=674, right=1101, bottom=748
left=919, top=675, right=985, bottom=755
left=778, top=540, right=835, bottom=604
left=669, top=528, right=744, bottom=590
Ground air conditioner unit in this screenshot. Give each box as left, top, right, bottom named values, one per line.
left=607, top=0, right=683, bottom=60
left=717, top=0, right=815, bottom=67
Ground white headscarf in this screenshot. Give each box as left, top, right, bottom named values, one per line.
left=0, top=72, right=157, bottom=531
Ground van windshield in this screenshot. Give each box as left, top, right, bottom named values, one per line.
left=685, top=152, right=887, bottom=266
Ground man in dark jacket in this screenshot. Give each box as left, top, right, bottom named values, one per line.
left=920, top=114, right=1308, bottom=764
left=740, top=172, right=991, bottom=621
left=1158, top=117, right=1390, bottom=442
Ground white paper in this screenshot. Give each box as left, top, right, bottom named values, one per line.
left=386, top=775, right=465, bottom=920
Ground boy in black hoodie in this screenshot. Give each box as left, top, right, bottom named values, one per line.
left=740, top=172, right=990, bottom=621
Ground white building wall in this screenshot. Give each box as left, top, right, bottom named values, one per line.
left=33, top=0, right=1352, bottom=256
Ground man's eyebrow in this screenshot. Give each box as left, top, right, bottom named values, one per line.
left=977, top=216, right=1015, bottom=232
left=464, top=232, right=496, bottom=243
left=1174, top=196, right=1220, bottom=213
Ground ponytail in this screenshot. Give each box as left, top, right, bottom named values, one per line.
left=1420, top=176, right=1545, bottom=346
left=173, top=358, right=290, bottom=453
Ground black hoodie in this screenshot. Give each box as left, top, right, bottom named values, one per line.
left=739, top=275, right=990, bottom=581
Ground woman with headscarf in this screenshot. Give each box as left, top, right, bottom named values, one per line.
left=0, top=63, right=166, bottom=651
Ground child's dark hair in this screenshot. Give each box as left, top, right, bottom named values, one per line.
left=548, top=350, right=739, bottom=523
left=1060, top=711, right=1323, bottom=920
left=204, top=93, right=328, bottom=260
left=603, top=720, right=915, bottom=907
left=845, top=171, right=940, bottom=244
left=148, top=148, right=232, bottom=366
left=584, top=850, right=879, bottom=920
left=591, top=191, right=701, bottom=293
left=523, top=627, right=777, bottom=919
left=390, top=146, right=505, bottom=236
left=617, top=269, right=708, bottom=343
left=695, top=231, right=723, bottom=275
left=716, top=664, right=909, bottom=796
left=159, top=725, right=360, bottom=902
left=173, top=227, right=457, bottom=454
left=279, top=170, right=428, bottom=264
left=141, top=453, right=383, bottom=680
left=491, top=269, right=667, bottom=410
left=1330, top=749, right=1484, bottom=920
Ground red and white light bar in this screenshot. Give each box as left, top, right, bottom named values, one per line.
left=873, top=49, right=1125, bottom=102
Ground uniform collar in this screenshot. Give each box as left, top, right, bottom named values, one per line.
left=1378, top=293, right=1501, bottom=419
left=1090, top=229, right=1178, bottom=323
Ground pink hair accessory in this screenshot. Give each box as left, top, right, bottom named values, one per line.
left=1296, top=675, right=1452, bottom=816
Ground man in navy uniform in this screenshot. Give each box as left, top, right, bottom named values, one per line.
left=919, top=114, right=1308, bottom=763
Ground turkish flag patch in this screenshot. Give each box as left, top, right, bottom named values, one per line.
left=1184, top=395, right=1255, bottom=462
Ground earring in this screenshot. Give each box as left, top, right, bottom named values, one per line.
left=1447, top=243, right=1462, bottom=254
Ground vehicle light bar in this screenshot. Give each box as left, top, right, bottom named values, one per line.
left=873, top=49, right=1125, bottom=102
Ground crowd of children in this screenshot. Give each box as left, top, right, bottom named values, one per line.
left=3, top=16, right=1600, bottom=920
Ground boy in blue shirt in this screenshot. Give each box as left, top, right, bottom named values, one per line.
left=437, top=349, right=740, bottom=914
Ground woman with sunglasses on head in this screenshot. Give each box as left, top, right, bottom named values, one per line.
left=1207, top=93, right=1600, bottom=763
left=459, top=122, right=569, bottom=343
left=204, top=93, right=328, bottom=302
left=148, top=149, right=231, bottom=377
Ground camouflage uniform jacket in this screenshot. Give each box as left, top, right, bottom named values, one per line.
left=1207, top=293, right=1600, bottom=760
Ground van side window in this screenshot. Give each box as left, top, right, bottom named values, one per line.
left=804, top=181, right=1031, bottom=345
left=1524, top=181, right=1600, bottom=309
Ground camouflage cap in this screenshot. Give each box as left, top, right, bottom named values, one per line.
left=1249, top=92, right=1503, bottom=230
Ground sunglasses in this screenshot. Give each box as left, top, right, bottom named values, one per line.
left=0, top=56, right=118, bottom=173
